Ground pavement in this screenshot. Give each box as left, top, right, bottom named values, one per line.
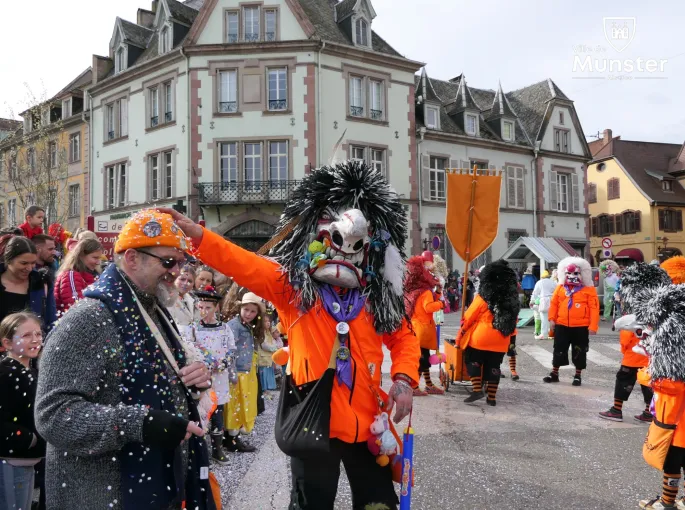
left=214, top=313, right=663, bottom=510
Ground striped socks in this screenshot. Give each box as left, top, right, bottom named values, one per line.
left=470, top=375, right=483, bottom=393
left=613, top=399, right=624, bottom=412
left=551, top=366, right=560, bottom=377
left=662, top=474, right=680, bottom=506
left=423, top=369, right=434, bottom=388
left=486, top=379, right=500, bottom=403
left=575, top=369, right=582, bottom=377
left=509, top=356, right=518, bottom=377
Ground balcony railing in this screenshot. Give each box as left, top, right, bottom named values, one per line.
left=244, top=33, right=260, bottom=42
left=108, top=131, right=115, bottom=140
left=196, top=180, right=300, bottom=205
left=227, top=34, right=239, bottom=43
left=165, top=111, right=173, bottom=122
left=370, top=109, right=383, bottom=120
left=150, top=116, right=159, bottom=127
left=219, top=101, right=238, bottom=113
left=350, top=105, right=364, bottom=117
left=265, top=31, right=276, bottom=41
left=268, top=99, right=287, bottom=111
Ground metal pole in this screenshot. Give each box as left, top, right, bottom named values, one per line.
left=459, top=169, right=478, bottom=318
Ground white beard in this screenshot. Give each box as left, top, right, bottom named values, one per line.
left=156, top=282, right=179, bottom=307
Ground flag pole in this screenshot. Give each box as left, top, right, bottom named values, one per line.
left=459, top=168, right=478, bottom=319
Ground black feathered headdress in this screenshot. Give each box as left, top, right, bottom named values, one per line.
left=269, top=161, right=408, bottom=333
left=618, top=262, right=671, bottom=314
left=477, top=260, right=520, bottom=337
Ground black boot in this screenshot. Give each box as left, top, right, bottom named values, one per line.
left=464, top=392, right=484, bottom=403
left=543, top=372, right=560, bottom=383
left=572, top=374, right=582, bottom=386
left=211, top=433, right=231, bottom=465
left=224, top=434, right=257, bottom=453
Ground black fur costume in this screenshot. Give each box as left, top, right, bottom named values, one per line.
left=477, top=260, right=520, bottom=337
left=618, top=262, right=671, bottom=315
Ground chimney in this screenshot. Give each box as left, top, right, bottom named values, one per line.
left=92, top=55, right=114, bottom=86
left=152, top=0, right=159, bottom=13
left=603, top=129, right=613, bottom=145
left=137, top=8, right=155, bottom=28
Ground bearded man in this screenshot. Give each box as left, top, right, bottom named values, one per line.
left=160, top=161, right=419, bottom=510
left=35, top=210, right=215, bottom=510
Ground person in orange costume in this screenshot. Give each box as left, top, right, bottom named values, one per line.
left=544, top=257, right=600, bottom=387
left=458, top=260, right=520, bottom=406
left=599, top=262, right=671, bottom=423
left=159, top=162, right=419, bottom=510
left=404, top=251, right=444, bottom=396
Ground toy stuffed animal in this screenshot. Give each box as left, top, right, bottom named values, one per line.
left=367, top=412, right=399, bottom=466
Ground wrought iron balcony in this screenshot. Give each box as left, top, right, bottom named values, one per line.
left=350, top=106, right=364, bottom=117
left=244, top=33, right=260, bottom=42
left=219, top=101, right=238, bottom=113
left=165, top=111, right=173, bottom=122
left=108, top=130, right=115, bottom=140
left=227, top=34, right=238, bottom=43
left=150, top=116, right=159, bottom=127
left=195, top=180, right=300, bottom=205
left=370, top=109, right=383, bottom=120
left=265, top=32, right=276, bottom=41
left=268, top=99, right=287, bottom=111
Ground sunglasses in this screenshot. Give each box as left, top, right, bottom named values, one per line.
left=136, top=249, right=182, bottom=270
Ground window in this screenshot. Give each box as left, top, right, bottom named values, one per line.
left=470, top=160, right=488, bottom=171
left=557, top=173, right=569, bottom=212
left=370, top=149, right=385, bottom=176
left=28, top=148, right=35, bottom=172
left=619, top=210, right=641, bottom=234
left=62, top=98, right=72, bottom=119
left=26, top=193, right=36, bottom=206
left=106, top=163, right=127, bottom=209
left=150, top=154, right=159, bottom=200
left=503, top=120, right=514, bottom=141
left=159, top=26, right=171, bottom=54
left=598, top=214, right=614, bottom=236
left=9, top=153, right=17, bottom=179
left=597, top=162, right=606, bottom=172
left=115, top=46, right=126, bottom=74
left=47, top=188, right=57, bottom=224
left=659, top=209, right=683, bottom=233
left=507, top=229, right=527, bottom=247
left=425, top=106, right=439, bottom=129
left=265, top=9, right=277, bottom=41
left=349, top=77, right=364, bottom=117
left=69, top=133, right=80, bottom=163
left=8, top=199, right=16, bottom=226
left=150, top=87, right=159, bottom=127
left=429, top=156, right=446, bottom=201
left=607, top=178, right=620, bottom=200
left=244, top=142, right=262, bottom=190
left=106, top=104, right=115, bottom=140
left=351, top=146, right=365, bottom=163
left=165, top=151, right=173, bottom=199
left=226, top=11, right=239, bottom=42
left=355, top=18, right=369, bottom=46
left=267, top=68, right=287, bottom=111
left=559, top=111, right=565, bottom=125
left=465, top=114, right=478, bottom=135
left=217, top=70, right=238, bottom=113
left=164, top=82, right=173, bottom=122
left=269, top=141, right=288, bottom=182
left=663, top=180, right=674, bottom=192
left=217, top=142, right=238, bottom=188
left=506, top=166, right=525, bottom=209
left=369, top=80, right=383, bottom=120
left=49, top=142, right=57, bottom=168
left=555, top=129, right=570, bottom=153
left=588, top=183, right=597, bottom=204
left=105, top=98, right=128, bottom=141
left=68, top=184, right=80, bottom=217
left=149, top=151, right=173, bottom=200
left=350, top=145, right=385, bottom=175
left=243, top=6, right=260, bottom=42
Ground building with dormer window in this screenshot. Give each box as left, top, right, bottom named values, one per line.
left=87, top=0, right=423, bottom=254
left=415, top=69, right=592, bottom=270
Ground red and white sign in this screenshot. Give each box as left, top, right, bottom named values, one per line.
left=601, top=238, right=613, bottom=249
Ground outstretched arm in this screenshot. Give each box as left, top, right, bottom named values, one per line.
left=383, top=319, right=420, bottom=424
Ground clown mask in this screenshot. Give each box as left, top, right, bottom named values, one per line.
left=565, top=264, right=583, bottom=287
left=310, top=208, right=370, bottom=288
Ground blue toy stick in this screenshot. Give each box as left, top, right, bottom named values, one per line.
left=399, top=410, right=414, bottom=510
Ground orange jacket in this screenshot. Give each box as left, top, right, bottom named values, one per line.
left=458, top=295, right=509, bottom=353
left=652, top=379, right=685, bottom=447
left=193, top=228, right=420, bottom=444
left=410, top=290, right=443, bottom=350
left=548, top=285, right=600, bottom=332
left=619, top=330, right=649, bottom=368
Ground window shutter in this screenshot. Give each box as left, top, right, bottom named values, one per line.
left=422, top=155, right=431, bottom=200
left=659, top=209, right=665, bottom=231
left=516, top=167, right=525, bottom=208
left=570, top=173, right=579, bottom=212
left=549, top=170, right=558, bottom=211
left=121, top=100, right=128, bottom=136
left=506, top=167, right=515, bottom=207
left=634, top=211, right=641, bottom=232
left=460, top=160, right=469, bottom=172
left=591, top=217, right=599, bottom=237
left=615, top=178, right=620, bottom=199
left=615, top=213, right=623, bottom=234
left=678, top=210, right=683, bottom=231
left=608, top=215, right=615, bottom=235
left=607, top=179, right=613, bottom=200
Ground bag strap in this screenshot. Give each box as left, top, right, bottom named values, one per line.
left=69, top=271, right=78, bottom=301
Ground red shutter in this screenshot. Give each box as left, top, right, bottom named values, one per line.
left=678, top=210, right=683, bottom=231
left=659, top=209, right=665, bottom=231
left=591, top=217, right=599, bottom=237
left=615, top=213, right=624, bottom=234
left=634, top=211, right=641, bottom=232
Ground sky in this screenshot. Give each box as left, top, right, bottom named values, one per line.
left=1, top=0, right=683, bottom=144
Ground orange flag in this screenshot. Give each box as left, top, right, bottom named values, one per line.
left=446, top=170, right=502, bottom=263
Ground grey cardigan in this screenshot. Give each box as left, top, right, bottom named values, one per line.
left=35, top=295, right=186, bottom=510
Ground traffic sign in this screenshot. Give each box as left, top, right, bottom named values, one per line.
left=602, top=238, right=613, bottom=249
left=432, top=236, right=441, bottom=250
left=602, top=249, right=613, bottom=259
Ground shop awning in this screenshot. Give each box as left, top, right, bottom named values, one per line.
left=615, top=248, right=644, bottom=262
left=500, top=237, right=579, bottom=266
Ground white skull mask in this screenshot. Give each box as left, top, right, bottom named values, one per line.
left=614, top=314, right=653, bottom=357
left=311, top=208, right=370, bottom=288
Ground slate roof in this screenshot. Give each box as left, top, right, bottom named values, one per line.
left=120, top=18, right=154, bottom=48
left=487, top=82, right=516, bottom=119
left=183, top=0, right=204, bottom=8
left=335, top=0, right=357, bottom=21
left=53, top=67, right=92, bottom=99
left=593, top=139, right=685, bottom=205
left=297, top=0, right=401, bottom=57
left=453, top=78, right=482, bottom=112
left=0, top=119, right=21, bottom=138
left=167, top=0, right=199, bottom=25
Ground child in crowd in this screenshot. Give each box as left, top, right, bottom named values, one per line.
left=169, top=264, right=198, bottom=333
left=18, top=205, right=45, bottom=239
left=195, top=266, right=215, bottom=290
left=258, top=315, right=283, bottom=391
left=54, top=238, right=103, bottom=315
left=186, top=285, right=236, bottom=465
left=224, top=292, right=265, bottom=453
left=0, top=312, right=46, bottom=510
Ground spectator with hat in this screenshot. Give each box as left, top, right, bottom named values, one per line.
left=35, top=210, right=215, bottom=510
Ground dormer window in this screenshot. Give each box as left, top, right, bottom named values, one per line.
left=465, top=113, right=478, bottom=136
left=159, top=25, right=172, bottom=54
left=425, top=106, right=439, bottom=129
left=502, top=120, right=514, bottom=141
left=115, top=46, right=127, bottom=74
left=62, top=98, right=72, bottom=119
left=355, top=18, right=369, bottom=47
left=663, top=180, right=673, bottom=192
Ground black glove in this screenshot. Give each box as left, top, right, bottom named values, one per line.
left=142, top=410, right=188, bottom=449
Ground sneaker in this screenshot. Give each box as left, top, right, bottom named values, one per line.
left=543, top=372, right=560, bottom=383
left=598, top=407, right=623, bottom=422
left=464, top=391, right=484, bottom=403
left=413, top=388, right=428, bottom=397
left=572, top=375, right=582, bottom=386
left=676, top=497, right=685, bottom=510
left=534, top=335, right=544, bottom=340
left=486, top=398, right=496, bottom=407
left=511, top=373, right=520, bottom=381
left=224, top=435, right=257, bottom=453
left=639, top=497, right=675, bottom=509
left=635, top=411, right=654, bottom=423
left=425, top=386, right=445, bottom=395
